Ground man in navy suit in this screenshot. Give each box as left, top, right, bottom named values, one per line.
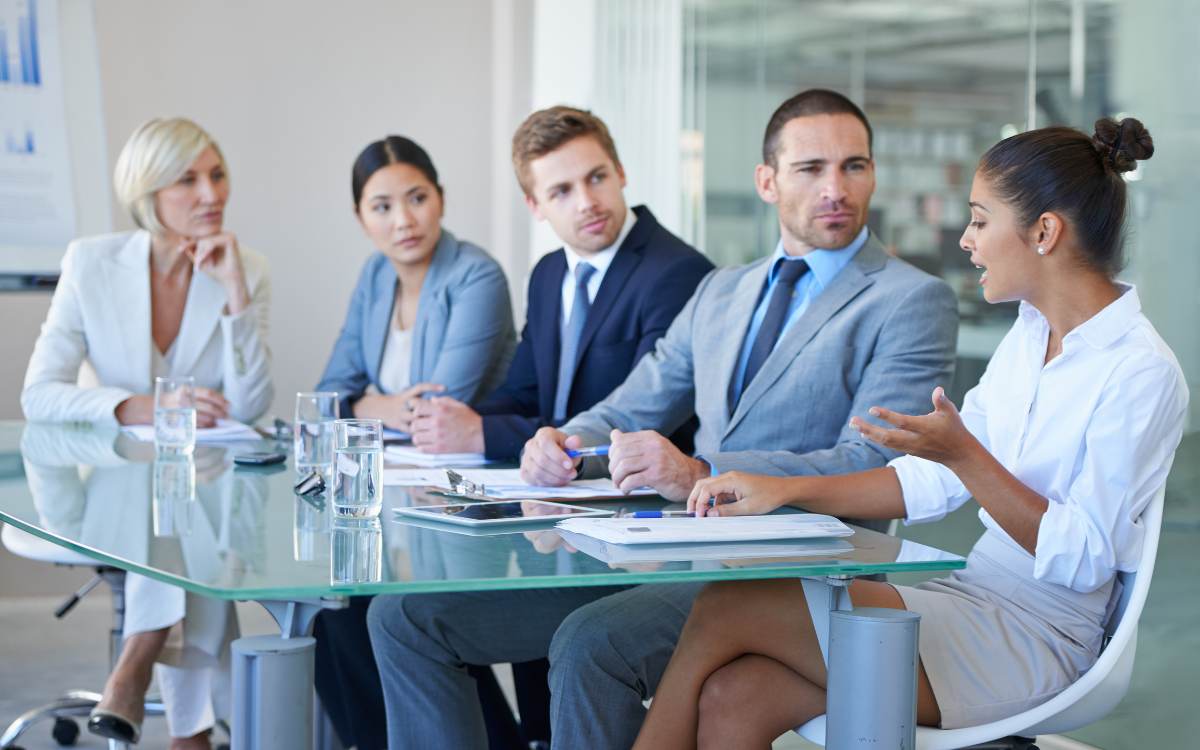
left=325, top=107, right=711, bottom=750
left=409, top=106, right=713, bottom=460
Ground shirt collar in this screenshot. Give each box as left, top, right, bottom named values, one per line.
left=564, top=207, right=637, bottom=278
left=1019, top=282, right=1142, bottom=350
left=768, top=225, right=869, bottom=289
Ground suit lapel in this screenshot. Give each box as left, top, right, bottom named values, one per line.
left=366, top=261, right=398, bottom=387
left=723, top=236, right=888, bottom=438
left=106, top=232, right=152, bottom=387
left=716, top=259, right=773, bottom=417
left=573, top=239, right=643, bottom=368
left=171, top=269, right=227, bottom=377
left=410, top=231, right=459, bottom=383
left=535, top=252, right=568, bottom=416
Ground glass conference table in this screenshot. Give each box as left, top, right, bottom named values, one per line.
left=0, top=421, right=965, bottom=749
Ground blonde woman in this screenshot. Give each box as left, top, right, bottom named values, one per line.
left=22, top=118, right=272, bottom=749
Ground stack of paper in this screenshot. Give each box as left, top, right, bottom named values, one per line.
left=123, top=419, right=261, bottom=443
left=555, top=513, right=853, bottom=544
left=557, top=530, right=853, bottom=564
left=384, top=445, right=490, bottom=467
left=382, top=467, right=657, bottom=499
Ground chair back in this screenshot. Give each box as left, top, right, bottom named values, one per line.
left=800, top=484, right=1167, bottom=749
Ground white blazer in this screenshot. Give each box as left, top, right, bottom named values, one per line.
left=21, top=230, right=274, bottom=425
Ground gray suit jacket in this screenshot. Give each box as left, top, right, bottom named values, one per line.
left=565, top=234, right=958, bottom=487
left=317, top=230, right=516, bottom=417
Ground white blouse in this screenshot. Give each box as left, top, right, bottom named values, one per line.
left=377, top=325, right=413, bottom=396
left=891, top=285, right=1188, bottom=593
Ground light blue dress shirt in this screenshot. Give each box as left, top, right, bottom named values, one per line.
left=729, top=226, right=869, bottom=399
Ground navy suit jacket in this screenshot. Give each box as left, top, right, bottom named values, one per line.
left=476, top=205, right=713, bottom=460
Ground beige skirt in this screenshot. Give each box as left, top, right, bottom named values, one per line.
left=896, top=531, right=1114, bottom=729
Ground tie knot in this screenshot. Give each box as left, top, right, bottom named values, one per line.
left=776, top=258, right=808, bottom=285
left=575, top=262, right=596, bottom=287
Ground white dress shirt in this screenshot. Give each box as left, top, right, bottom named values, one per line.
left=560, top=207, right=637, bottom=324
left=891, top=284, right=1188, bottom=593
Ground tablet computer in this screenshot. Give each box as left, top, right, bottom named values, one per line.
left=393, top=499, right=613, bottom=526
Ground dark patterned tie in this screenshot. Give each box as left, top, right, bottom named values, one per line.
left=733, top=259, right=809, bottom=406
left=553, top=262, right=596, bottom=422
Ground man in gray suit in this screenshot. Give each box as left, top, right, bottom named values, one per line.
left=367, top=89, right=958, bottom=748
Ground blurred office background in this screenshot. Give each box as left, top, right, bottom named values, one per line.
left=0, top=2, right=1195, bottom=747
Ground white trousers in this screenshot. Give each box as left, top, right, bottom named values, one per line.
left=124, top=573, right=237, bottom=738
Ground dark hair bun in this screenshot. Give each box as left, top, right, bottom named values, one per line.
left=1092, top=117, right=1154, bottom=173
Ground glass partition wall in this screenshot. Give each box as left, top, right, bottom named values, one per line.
left=673, top=0, right=1195, bottom=417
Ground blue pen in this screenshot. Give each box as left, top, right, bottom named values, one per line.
left=630, top=510, right=694, bottom=518
left=566, top=445, right=610, bottom=458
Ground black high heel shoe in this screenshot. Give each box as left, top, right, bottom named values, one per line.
left=87, top=707, right=142, bottom=744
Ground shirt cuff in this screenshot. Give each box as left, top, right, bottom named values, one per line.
left=693, top=455, right=718, bottom=477
left=889, top=455, right=951, bottom=525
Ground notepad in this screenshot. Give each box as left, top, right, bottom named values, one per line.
left=123, top=419, right=261, bottom=443
left=557, top=529, right=854, bottom=564
left=555, top=513, right=854, bottom=544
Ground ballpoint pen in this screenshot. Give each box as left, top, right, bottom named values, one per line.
left=566, top=445, right=610, bottom=458
left=628, top=510, right=694, bottom=518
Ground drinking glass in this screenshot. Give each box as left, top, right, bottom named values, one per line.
left=154, top=376, right=196, bottom=454
left=294, top=391, right=339, bottom=490
left=330, top=517, right=383, bottom=584
left=332, top=419, right=383, bottom=518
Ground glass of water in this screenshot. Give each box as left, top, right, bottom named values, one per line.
left=332, top=419, right=384, bottom=518
left=330, top=517, right=383, bottom=584
left=155, top=376, right=196, bottom=454
left=294, top=391, right=339, bottom=488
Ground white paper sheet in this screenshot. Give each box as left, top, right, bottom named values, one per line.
left=555, top=513, right=854, bottom=544
left=382, top=467, right=657, bottom=499
left=383, top=445, right=490, bottom=467
left=123, top=419, right=261, bottom=443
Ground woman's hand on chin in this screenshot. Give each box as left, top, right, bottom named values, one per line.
left=189, top=232, right=250, bottom=313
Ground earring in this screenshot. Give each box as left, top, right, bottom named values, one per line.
left=1036, top=245, right=1047, bottom=256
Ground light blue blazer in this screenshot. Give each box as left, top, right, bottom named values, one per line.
left=317, top=229, right=516, bottom=417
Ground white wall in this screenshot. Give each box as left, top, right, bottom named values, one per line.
left=87, top=0, right=505, bottom=421
left=0, top=0, right=535, bottom=593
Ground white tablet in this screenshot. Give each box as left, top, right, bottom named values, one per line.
left=393, top=499, right=614, bottom=526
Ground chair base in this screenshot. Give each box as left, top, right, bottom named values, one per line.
left=960, top=738, right=1039, bottom=750
left=0, top=690, right=164, bottom=749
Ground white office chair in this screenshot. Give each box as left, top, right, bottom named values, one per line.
left=0, top=523, right=164, bottom=750
left=797, top=485, right=1165, bottom=750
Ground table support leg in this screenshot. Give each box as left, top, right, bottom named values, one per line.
left=801, top=575, right=852, bottom=664
left=229, top=598, right=345, bottom=750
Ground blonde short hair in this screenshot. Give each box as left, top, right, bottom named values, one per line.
left=112, top=118, right=227, bottom=235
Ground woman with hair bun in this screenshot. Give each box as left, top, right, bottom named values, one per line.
left=316, top=135, right=516, bottom=428
left=633, top=118, right=1188, bottom=747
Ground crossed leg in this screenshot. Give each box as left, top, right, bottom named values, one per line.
left=633, top=578, right=940, bottom=750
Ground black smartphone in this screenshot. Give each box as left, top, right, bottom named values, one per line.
left=233, top=451, right=287, bottom=466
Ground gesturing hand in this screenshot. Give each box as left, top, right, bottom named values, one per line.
left=849, top=386, right=980, bottom=470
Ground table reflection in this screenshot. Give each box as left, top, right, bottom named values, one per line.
left=331, top=518, right=382, bottom=585
left=19, top=422, right=268, bottom=589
